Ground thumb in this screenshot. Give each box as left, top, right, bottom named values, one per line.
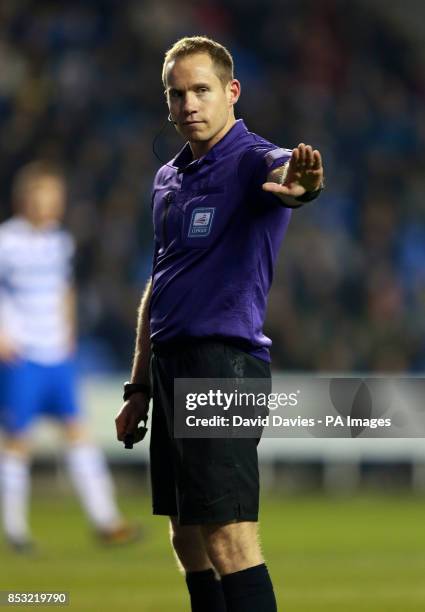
left=262, top=182, right=293, bottom=194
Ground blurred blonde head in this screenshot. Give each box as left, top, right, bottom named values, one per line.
left=12, top=161, right=66, bottom=228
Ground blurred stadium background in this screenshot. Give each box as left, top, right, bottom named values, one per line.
left=1, top=0, right=425, bottom=610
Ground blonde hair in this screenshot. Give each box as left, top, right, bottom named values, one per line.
left=12, top=160, right=64, bottom=204
left=162, top=36, right=234, bottom=88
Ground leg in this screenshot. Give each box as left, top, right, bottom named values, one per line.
left=201, top=521, right=277, bottom=612
left=47, top=358, right=139, bottom=544
left=62, top=418, right=121, bottom=529
left=152, top=343, right=275, bottom=610
left=62, top=418, right=139, bottom=543
left=170, top=516, right=227, bottom=612
left=201, top=520, right=263, bottom=575
left=169, top=516, right=212, bottom=572
left=0, top=435, right=33, bottom=550
left=150, top=358, right=225, bottom=610
left=0, top=360, right=39, bottom=551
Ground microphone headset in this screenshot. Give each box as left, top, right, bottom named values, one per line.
left=152, top=114, right=179, bottom=166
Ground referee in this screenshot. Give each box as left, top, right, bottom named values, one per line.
left=116, top=36, right=324, bottom=612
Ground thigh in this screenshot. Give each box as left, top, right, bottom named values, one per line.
left=202, top=520, right=260, bottom=548
left=44, top=360, right=80, bottom=422
left=0, top=360, right=44, bottom=435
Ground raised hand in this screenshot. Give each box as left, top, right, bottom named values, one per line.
left=262, top=143, right=323, bottom=198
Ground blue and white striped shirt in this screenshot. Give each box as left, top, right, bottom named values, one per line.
left=0, top=217, right=75, bottom=365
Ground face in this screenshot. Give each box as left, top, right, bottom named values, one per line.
left=20, top=176, right=66, bottom=227
left=165, top=53, right=240, bottom=154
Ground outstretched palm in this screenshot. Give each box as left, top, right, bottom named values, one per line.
left=262, top=143, right=323, bottom=198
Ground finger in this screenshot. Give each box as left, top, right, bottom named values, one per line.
left=133, top=426, right=148, bottom=443
left=262, top=182, right=295, bottom=195
left=312, top=149, right=322, bottom=169
left=297, top=143, right=306, bottom=166
left=115, top=415, right=129, bottom=441
left=262, top=182, right=289, bottom=193
left=305, top=145, right=314, bottom=167
left=125, top=414, right=140, bottom=435
left=125, top=424, right=147, bottom=447
left=116, top=426, right=127, bottom=442
left=289, top=147, right=299, bottom=168
left=124, top=433, right=134, bottom=449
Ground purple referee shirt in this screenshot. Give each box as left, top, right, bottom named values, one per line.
left=149, top=119, right=293, bottom=362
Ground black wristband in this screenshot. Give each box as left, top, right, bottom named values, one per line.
left=294, top=185, right=323, bottom=203
left=123, top=381, right=151, bottom=401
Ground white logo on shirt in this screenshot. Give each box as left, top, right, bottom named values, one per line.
left=188, top=208, right=215, bottom=237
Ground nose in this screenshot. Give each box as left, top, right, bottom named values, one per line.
left=181, top=91, right=199, bottom=116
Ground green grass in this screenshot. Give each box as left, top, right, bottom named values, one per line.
left=1, top=492, right=425, bottom=611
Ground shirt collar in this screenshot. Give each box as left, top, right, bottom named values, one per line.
left=172, top=119, right=248, bottom=172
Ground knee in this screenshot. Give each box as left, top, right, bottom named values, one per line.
left=62, top=421, right=88, bottom=444
left=169, top=520, right=212, bottom=573
left=170, top=527, right=191, bottom=559
left=202, top=526, right=240, bottom=569
left=3, top=437, right=30, bottom=459
left=202, top=522, right=263, bottom=575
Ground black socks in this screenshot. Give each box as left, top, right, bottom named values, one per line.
left=185, top=564, right=277, bottom=612
left=186, top=568, right=227, bottom=612
left=221, top=563, right=277, bottom=612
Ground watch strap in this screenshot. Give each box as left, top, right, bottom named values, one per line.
left=123, top=381, right=151, bottom=401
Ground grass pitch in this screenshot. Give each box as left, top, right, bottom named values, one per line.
left=1, top=492, right=425, bottom=611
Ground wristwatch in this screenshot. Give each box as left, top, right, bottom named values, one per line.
left=123, top=381, right=151, bottom=401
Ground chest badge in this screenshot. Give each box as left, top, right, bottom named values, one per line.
left=188, top=207, right=215, bottom=237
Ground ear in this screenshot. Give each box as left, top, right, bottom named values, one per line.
left=228, top=79, right=241, bottom=106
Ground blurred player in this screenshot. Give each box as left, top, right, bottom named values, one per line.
left=116, top=36, right=324, bottom=612
left=0, top=161, right=140, bottom=552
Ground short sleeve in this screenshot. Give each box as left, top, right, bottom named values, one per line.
left=238, top=145, right=292, bottom=206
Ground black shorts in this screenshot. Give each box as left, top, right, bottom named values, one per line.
left=149, top=340, right=271, bottom=525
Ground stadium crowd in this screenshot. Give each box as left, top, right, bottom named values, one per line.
left=0, top=0, right=424, bottom=372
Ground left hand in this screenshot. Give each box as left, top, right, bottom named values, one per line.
left=262, top=143, right=323, bottom=198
